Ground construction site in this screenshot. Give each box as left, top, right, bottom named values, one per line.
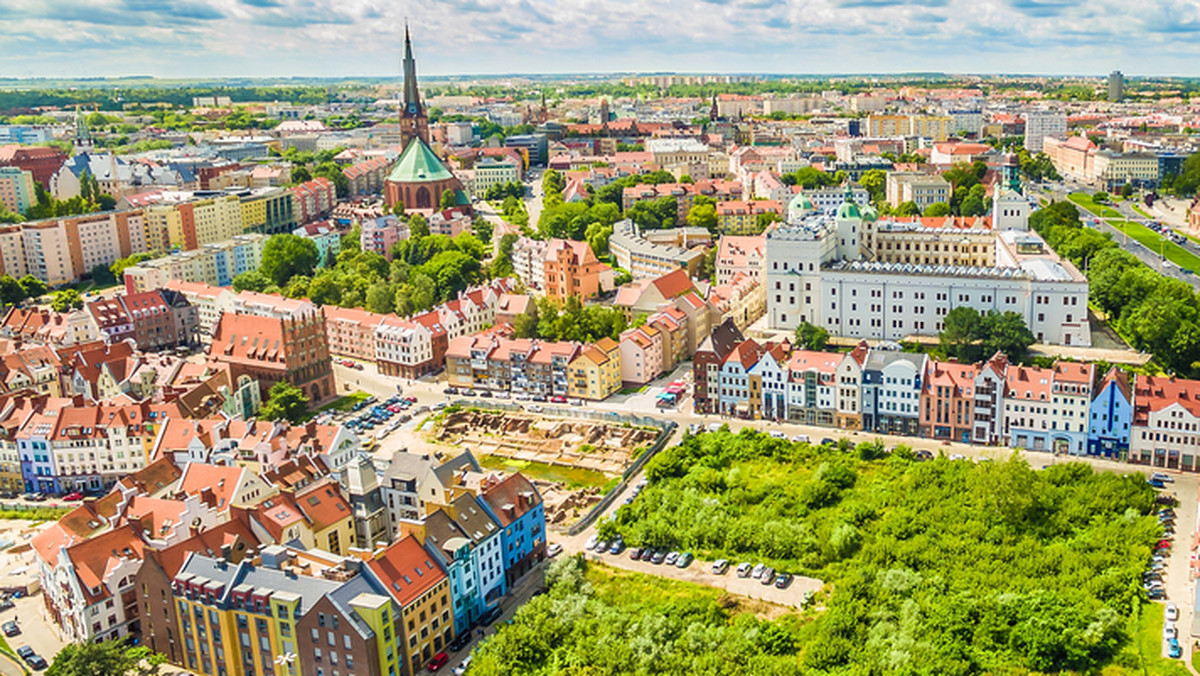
left=428, top=409, right=665, bottom=527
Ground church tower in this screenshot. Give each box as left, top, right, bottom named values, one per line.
left=399, top=23, right=430, bottom=148
left=73, top=106, right=93, bottom=156
left=709, top=93, right=718, bottom=123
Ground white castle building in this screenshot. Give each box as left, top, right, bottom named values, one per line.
left=765, top=157, right=1089, bottom=347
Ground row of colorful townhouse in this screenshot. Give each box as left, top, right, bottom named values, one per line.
left=695, top=320, right=1200, bottom=471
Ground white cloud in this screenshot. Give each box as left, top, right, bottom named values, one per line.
left=0, top=0, right=1196, bottom=78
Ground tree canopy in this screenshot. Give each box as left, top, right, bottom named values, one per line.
left=594, top=428, right=1162, bottom=675
left=260, top=234, right=319, bottom=287
left=259, top=380, right=309, bottom=424
left=794, top=321, right=829, bottom=351
left=939, top=306, right=1035, bottom=362
left=47, top=639, right=166, bottom=676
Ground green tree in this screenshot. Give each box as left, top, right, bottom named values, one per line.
left=513, top=313, right=538, bottom=339
left=291, top=166, right=312, bottom=184
left=859, top=169, right=887, bottom=203
left=365, top=281, right=395, bottom=314
left=232, top=270, right=273, bottom=292
left=472, top=217, right=493, bottom=244
left=50, top=288, right=83, bottom=312
left=923, top=202, right=951, bottom=217
left=440, top=189, right=456, bottom=210
left=0, top=276, right=24, bottom=307
left=895, top=201, right=921, bottom=217
left=794, top=321, right=830, bottom=351
left=686, top=203, right=718, bottom=231
left=259, top=380, right=310, bottom=424
left=409, top=213, right=430, bottom=239
left=1120, top=182, right=1134, bottom=199
left=90, top=263, right=116, bottom=286
left=698, top=246, right=717, bottom=280
left=311, top=162, right=349, bottom=197
left=18, top=275, right=46, bottom=299
left=47, top=639, right=165, bottom=676
left=782, top=167, right=836, bottom=189
left=260, top=234, right=319, bottom=287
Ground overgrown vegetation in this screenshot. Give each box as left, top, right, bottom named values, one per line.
left=469, top=555, right=806, bottom=675
left=599, top=429, right=1161, bottom=674
left=512, top=295, right=627, bottom=342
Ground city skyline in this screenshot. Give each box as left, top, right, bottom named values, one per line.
left=1, top=0, right=1196, bottom=80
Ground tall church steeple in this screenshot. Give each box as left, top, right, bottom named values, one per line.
left=399, top=22, right=429, bottom=148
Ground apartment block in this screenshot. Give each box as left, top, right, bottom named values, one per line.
left=0, top=166, right=35, bottom=214
left=124, top=234, right=268, bottom=292
left=543, top=238, right=613, bottom=301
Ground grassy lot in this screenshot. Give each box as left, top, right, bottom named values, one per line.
left=478, top=454, right=612, bottom=489
left=319, top=390, right=371, bottom=413
left=1069, top=193, right=1200, bottom=271
left=0, top=505, right=72, bottom=521
left=1121, top=601, right=1190, bottom=675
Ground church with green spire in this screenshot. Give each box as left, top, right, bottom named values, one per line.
left=384, top=25, right=471, bottom=214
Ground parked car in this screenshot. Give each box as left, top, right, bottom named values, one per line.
left=751, top=563, right=765, bottom=579
left=595, top=541, right=609, bottom=553
left=712, top=559, right=729, bottom=575
left=768, top=430, right=786, bottom=439
left=1167, top=602, right=1179, bottom=621
left=15, top=646, right=32, bottom=660
left=26, top=655, right=46, bottom=671
left=791, top=434, right=809, bottom=443
left=651, top=549, right=667, bottom=565
left=775, top=573, right=793, bottom=589
left=479, top=606, right=503, bottom=626
left=760, top=567, right=776, bottom=585
left=452, top=655, right=473, bottom=676
left=585, top=535, right=598, bottom=550
left=427, top=652, right=450, bottom=671
left=1148, top=588, right=1167, bottom=600
left=478, top=390, right=493, bottom=398
left=1148, top=478, right=1167, bottom=489
left=546, top=543, right=562, bottom=557
left=707, top=423, right=722, bottom=433
left=640, top=548, right=655, bottom=562
left=63, top=491, right=83, bottom=501
left=1168, top=637, right=1182, bottom=659
left=447, top=632, right=472, bottom=653
left=664, top=551, right=679, bottom=566
left=676, top=552, right=693, bottom=568
left=2, top=621, right=18, bottom=636
left=629, top=547, right=643, bottom=560
left=550, top=395, right=567, bottom=403
left=736, top=562, right=752, bottom=578
left=1151, top=472, right=1175, bottom=483
left=1165, top=623, right=1178, bottom=640
left=609, top=539, right=625, bottom=555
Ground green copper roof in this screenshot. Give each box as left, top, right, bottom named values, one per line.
left=836, top=185, right=860, bottom=220
left=860, top=203, right=878, bottom=222
left=387, top=138, right=453, bottom=183
left=788, top=192, right=813, bottom=213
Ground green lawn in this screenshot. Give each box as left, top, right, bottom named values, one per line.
left=319, top=390, right=371, bottom=413
left=478, top=454, right=612, bottom=489
left=1069, top=193, right=1200, bottom=271
left=1123, top=601, right=1190, bottom=675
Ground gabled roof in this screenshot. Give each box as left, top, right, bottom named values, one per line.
left=368, top=535, right=447, bottom=607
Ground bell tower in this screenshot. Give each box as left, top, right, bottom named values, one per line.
left=399, top=23, right=430, bottom=148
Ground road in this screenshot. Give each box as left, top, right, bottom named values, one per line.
left=1035, top=183, right=1200, bottom=290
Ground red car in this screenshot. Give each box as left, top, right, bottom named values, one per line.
left=550, top=395, right=567, bottom=403
left=427, top=652, right=449, bottom=671
left=1157, top=540, right=1173, bottom=549
left=63, top=492, right=83, bottom=501
left=404, top=396, right=417, bottom=403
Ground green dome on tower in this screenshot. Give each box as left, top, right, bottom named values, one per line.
left=861, top=203, right=877, bottom=222
left=788, top=191, right=814, bottom=214
left=835, top=186, right=861, bottom=220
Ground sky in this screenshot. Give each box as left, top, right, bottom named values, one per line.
left=1, top=0, right=1199, bottom=80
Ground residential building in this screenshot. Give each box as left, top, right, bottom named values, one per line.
left=0, top=145, right=67, bottom=188
left=610, top=219, right=705, bottom=281
left=715, top=200, right=782, bottom=235
left=361, top=215, right=409, bottom=260
left=860, top=350, right=926, bottom=436
left=367, top=536, right=455, bottom=676
left=618, top=325, right=664, bottom=387
left=920, top=359, right=980, bottom=443
left=324, top=305, right=385, bottom=363
left=510, top=237, right=548, bottom=290
left=715, top=234, right=765, bottom=287
left=477, top=472, right=545, bottom=586
left=1088, top=366, right=1132, bottom=460
left=375, top=315, right=436, bottom=378
left=1130, top=374, right=1200, bottom=470
left=380, top=450, right=481, bottom=525
left=288, top=177, right=337, bottom=224
left=885, top=172, right=951, bottom=209
left=398, top=493, right=505, bottom=633
left=470, top=157, right=520, bottom=196
left=543, top=238, right=613, bottom=301
left=0, top=166, right=35, bottom=214
left=692, top=319, right=744, bottom=414
left=124, top=234, right=268, bottom=292
left=1002, top=361, right=1094, bottom=454
left=566, top=337, right=622, bottom=400
left=1024, top=111, right=1068, bottom=153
